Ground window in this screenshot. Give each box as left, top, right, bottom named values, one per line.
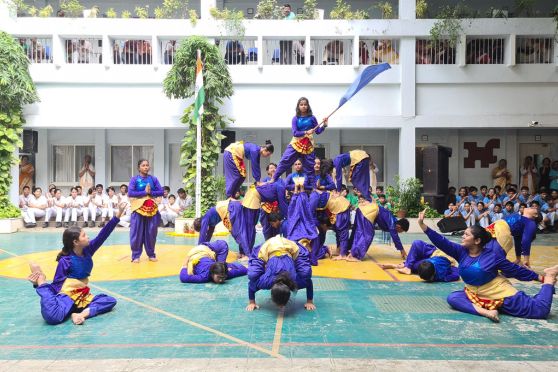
left=111, top=145, right=154, bottom=183
left=340, top=145, right=384, bottom=186
left=53, top=145, right=95, bottom=183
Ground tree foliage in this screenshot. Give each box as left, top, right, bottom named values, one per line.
left=163, top=36, right=233, bottom=215
left=0, top=31, right=38, bottom=215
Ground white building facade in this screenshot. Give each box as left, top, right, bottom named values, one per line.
left=2, top=0, right=558, bottom=203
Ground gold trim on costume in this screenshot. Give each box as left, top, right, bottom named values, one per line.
left=258, top=236, right=300, bottom=262
left=348, top=150, right=369, bottom=182
left=290, top=135, right=314, bottom=155
left=242, top=186, right=261, bottom=210
left=186, top=245, right=216, bottom=275
left=225, top=141, right=247, bottom=177
left=216, top=200, right=232, bottom=231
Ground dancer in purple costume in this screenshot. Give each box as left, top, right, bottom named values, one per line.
left=380, top=240, right=459, bottom=282
left=272, top=97, right=328, bottom=187
left=223, top=140, right=274, bottom=198
left=128, top=159, right=164, bottom=263
left=417, top=209, right=558, bottom=322
left=27, top=207, right=124, bottom=325
left=246, top=236, right=315, bottom=311
left=349, top=200, right=409, bottom=260
left=179, top=241, right=247, bottom=283
left=332, top=150, right=371, bottom=201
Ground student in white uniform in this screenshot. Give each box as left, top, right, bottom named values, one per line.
left=43, top=188, right=66, bottom=228
left=160, top=194, right=180, bottom=228
left=23, top=187, right=48, bottom=228
left=117, top=184, right=131, bottom=228
left=88, top=184, right=105, bottom=227
left=19, top=185, right=32, bottom=212
left=64, top=187, right=87, bottom=228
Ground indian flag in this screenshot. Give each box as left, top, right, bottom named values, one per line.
left=193, top=49, right=205, bottom=122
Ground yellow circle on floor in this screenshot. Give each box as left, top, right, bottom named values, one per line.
left=0, top=244, right=239, bottom=281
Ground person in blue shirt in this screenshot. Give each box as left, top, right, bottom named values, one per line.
left=285, top=158, right=313, bottom=193
left=490, top=203, right=504, bottom=222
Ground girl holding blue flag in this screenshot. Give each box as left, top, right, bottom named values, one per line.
left=272, top=97, right=328, bottom=188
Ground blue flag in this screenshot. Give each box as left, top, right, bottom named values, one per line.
left=337, top=63, right=391, bottom=109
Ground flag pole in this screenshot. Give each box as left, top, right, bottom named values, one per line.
left=195, top=49, right=202, bottom=218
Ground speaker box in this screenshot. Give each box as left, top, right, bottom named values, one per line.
left=437, top=217, right=467, bottom=233
left=422, top=145, right=452, bottom=195
left=21, top=130, right=38, bottom=153
left=220, top=130, right=236, bottom=153
left=422, top=194, right=447, bottom=214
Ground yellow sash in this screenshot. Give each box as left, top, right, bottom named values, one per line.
left=130, top=196, right=158, bottom=217
left=486, top=220, right=513, bottom=255
left=326, top=195, right=350, bottom=215
left=224, top=141, right=246, bottom=177
left=60, top=278, right=94, bottom=309
left=348, top=150, right=369, bottom=182
left=258, top=236, right=299, bottom=262
left=298, top=238, right=312, bottom=252
left=358, top=201, right=379, bottom=224
left=216, top=199, right=232, bottom=231
left=290, top=135, right=315, bottom=155
left=465, top=275, right=518, bottom=301
left=187, top=245, right=216, bottom=275
left=242, top=186, right=261, bottom=210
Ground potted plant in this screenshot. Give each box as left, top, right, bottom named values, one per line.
left=0, top=31, right=38, bottom=233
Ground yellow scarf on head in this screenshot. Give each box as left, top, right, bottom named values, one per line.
left=358, top=201, right=379, bottom=224
left=216, top=199, right=232, bottom=231
left=186, top=245, right=216, bottom=275
left=225, top=141, right=246, bottom=177
left=258, top=236, right=300, bottom=262
left=242, top=186, right=261, bottom=210
left=348, top=150, right=369, bottom=182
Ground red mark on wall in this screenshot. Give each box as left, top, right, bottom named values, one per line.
left=463, top=139, right=500, bottom=168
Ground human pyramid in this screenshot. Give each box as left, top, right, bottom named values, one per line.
left=28, top=97, right=558, bottom=325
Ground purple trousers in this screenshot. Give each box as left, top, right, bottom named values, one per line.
left=260, top=211, right=279, bottom=240
left=335, top=209, right=351, bottom=256
left=130, top=211, right=160, bottom=260
left=274, top=144, right=316, bottom=187
left=36, top=284, right=116, bottom=325
left=351, top=158, right=371, bottom=201
left=224, top=151, right=244, bottom=198
left=447, top=284, right=554, bottom=319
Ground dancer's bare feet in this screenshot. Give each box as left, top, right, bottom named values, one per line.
left=379, top=263, right=404, bottom=269
left=332, top=255, right=346, bottom=261
left=148, top=257, right=158, bottom=262
left=395, top=267, right=412, bottom=275
left=71, top=308, right=90, bottom=325
left=28, top=263, right=46, bottom=286
left=474, top=307, right=500, bottom=323
left=346, top=254, right=359, bottom=262
left=543, top=264, right=558, bottom=284
left=131, top=258, right=140, bottom=263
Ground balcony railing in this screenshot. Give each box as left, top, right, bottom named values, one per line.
left=516, top=36, right=554, bottom=64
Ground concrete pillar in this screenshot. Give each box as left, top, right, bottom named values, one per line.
left=398, top=126, right=415, bottom=180
left=400, top=37, right=416, bottom=118
left=399, top=0, right=416, bottom=20
left=36, top=129, right=48, bottom=188
left=94, top=129, right=106, bottom=186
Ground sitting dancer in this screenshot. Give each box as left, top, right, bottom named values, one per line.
left=417, top=209, right=558, bottom=322
left=223, top=140, right=274, bottom=198
left=285, top=158, right=313, bottom=193
left=272, top=97, right=328, bottom=187
left=194, top=198, right=259, bottom=259
left=349, top=199, right=409, bottom=261
left=314, top=158, right=336, bottom=192
left=333, top=150, right=372, bottom=201
left=247, top=235, right=315, bottom=311
left=27, top=206, right=124, bottom=325
left=179, top=240, right=247, bottom=284
left=380, top=240, right=459, bottom=282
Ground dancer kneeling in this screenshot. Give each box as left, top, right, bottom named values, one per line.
left=179, top=241, right=247, bottom=284
left=417, top=209, right=558, bottom=322
left=27, top=205, right=124, bottom=325
left=246, top=236, right=315, bottom=311
left=380, top=240, right=459, bottom=282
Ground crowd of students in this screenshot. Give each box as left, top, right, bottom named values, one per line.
left=443, top=183, right=558, bottom=233
left=18, top=183, right=193, bottom=229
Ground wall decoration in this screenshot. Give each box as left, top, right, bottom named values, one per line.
left=463, top=138, right=500, bottom=168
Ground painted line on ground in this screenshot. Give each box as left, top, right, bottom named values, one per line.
left=272, top=307, right=285, bottom=354
left=91, top=283, right=285, bottom=359
left=368, top=255, right=400, bottom=282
